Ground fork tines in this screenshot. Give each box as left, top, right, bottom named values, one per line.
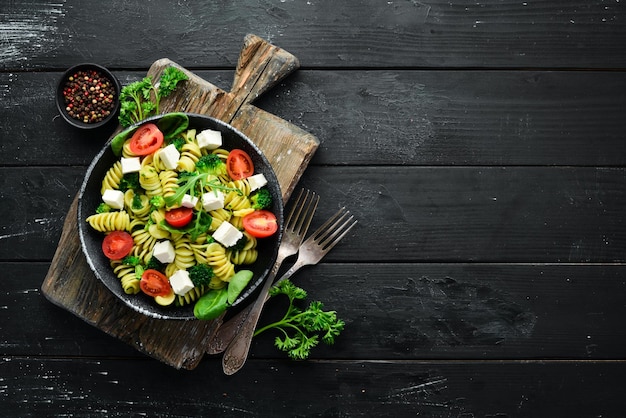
left=285, top=188, right=319, bottom=235
left=309, top=207, right=358, bottom=251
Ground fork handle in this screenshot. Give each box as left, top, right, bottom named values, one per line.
left=222, top=263, right=281, bottom=374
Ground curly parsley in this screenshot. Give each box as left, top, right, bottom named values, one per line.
left=254, top=280, right=345, bottom=360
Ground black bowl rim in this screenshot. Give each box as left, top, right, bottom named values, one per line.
left=56, top=63, right=121, bottom=130
left=77, top=113, right=284, bottom=320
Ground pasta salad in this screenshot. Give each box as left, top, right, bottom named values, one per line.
left=85, top=113, right=279, bottom=319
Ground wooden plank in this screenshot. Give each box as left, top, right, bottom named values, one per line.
left=3, top=70, right=626, bottom=167
left=2, top=1, right=626, bottom=70
left=2, top=357, right=626, bottom=416
left=6, top=262, right=626, bottom=360
left=5, top=166, right=625, bottom=263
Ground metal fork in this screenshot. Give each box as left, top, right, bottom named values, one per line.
left=222, top=206, right=358, bottom=375
left=206, top=188, right=319, bottom=355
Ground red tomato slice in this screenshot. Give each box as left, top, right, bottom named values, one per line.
left=140, top=269, right=172, bottom=297
left=164, top=207, right=193, bottom=228
left=226, top=149, right=254, bottom=180
left=243, top=210, right=278, bottom=238
left=129, top=123, right=164, bottom=156
left=101, top=230, right=133, bottom=260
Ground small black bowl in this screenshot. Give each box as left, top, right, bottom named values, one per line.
left=56, top=63, right=121, bottom=129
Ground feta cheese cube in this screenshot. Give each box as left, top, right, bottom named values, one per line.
left=152, top=240, right=175, bottom=264
left=169, top=270, right=195, bottom=295
left=201, top=190, right=224, bottom=211
left=196, top=129, right=222, bottom=150
left=213, top=221, right=243, bottom=248
left=102, top=189, right=124, bottom=210
left=120, top=157, right=141, bottom=174
left=181, top=194, right=198, bottom=209
left=158, top=144, right=180, bottom=170
left=247, top=173, right=268, bottom=191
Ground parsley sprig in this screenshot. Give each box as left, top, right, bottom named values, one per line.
left=118, top=66, right=188, bottom=127
left=254, top=280, right=345, bottom=360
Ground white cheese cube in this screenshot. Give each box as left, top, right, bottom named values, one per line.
left=213, top=221, right=243, bottom=248
left=196, top=129, right=222, bottom=150
left=169, top=270, right=195, bottom=295
left=120, top=157, right=141, bottom=174
left=181, top=194, right=198, bottom=209
left=247, top=173, right=268, bottom=191
left=158, top=144, right=180, bottom=170
left=102, top=189, right=124, bottom=210
left=152, top=240, right=175, bottom=264
left=202, top=190, right=224, bottom=211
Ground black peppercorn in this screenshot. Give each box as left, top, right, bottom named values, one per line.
left=62, top=69, right=115, bottom=124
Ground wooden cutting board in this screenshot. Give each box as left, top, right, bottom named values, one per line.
left=41, top=34, right=319, bottom=370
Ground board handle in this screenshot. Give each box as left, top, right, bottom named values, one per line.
left=230, top=34, right=300, bottom=106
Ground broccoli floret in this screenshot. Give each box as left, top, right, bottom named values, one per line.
left=96, top=203, right=111, bottom=214
left=122, top=255, right=142, bottom=266
left=168, top=136, right=186, bottom=151
left=195, top=154, right=227, bottom=176
left=188, top=264, right=215, bottom=287
left=230, top=234, right=248, bottom=252
left=145, top=256, right=165, bottom=272
left=250, top=188, right=273, bottom=210
left=131, top=193, right=143, bottom=210
left=119, top=172, right=140, bottom=192
left=149, top=195, right=165, bottom=209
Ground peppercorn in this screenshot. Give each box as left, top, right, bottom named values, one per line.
left=62, top=69, right=116, bottom=124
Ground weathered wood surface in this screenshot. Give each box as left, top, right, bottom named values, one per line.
left=2, top=69, right=626, bottom=168
left=2, top=0, right=626, bottom=416
left=4, top=357, right=626, bottom=416
left=1, top=1, right=625, bottom=70
left=38, top=35, right=319, bottom=369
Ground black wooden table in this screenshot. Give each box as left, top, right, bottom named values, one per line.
left=2, top=1, right=626, bottom=416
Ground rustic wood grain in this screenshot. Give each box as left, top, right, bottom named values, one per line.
left=9, top=166, right=625, bottom=264
left=4, top=0, right=626, bottom=414
left=3, top=358, right=626, bottom=416
left=10, top=262, right=626, bottom=359
left=2, top=1, right=625, bottom=70
left=4, top=69, right=626, bottom=168
left=38, top=35, right=319, bottom=369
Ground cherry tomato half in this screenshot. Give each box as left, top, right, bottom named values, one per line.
left=140, top=269, right=172, bottom=297
left=226, top=149, right=254, bottom=180
left=101, top=230, right=133, bottom=260
left=129, top=123, right=164, bottom=156
left=243, top=210, right=278, bottom=238
left=164, top=207, right=193, bottom=228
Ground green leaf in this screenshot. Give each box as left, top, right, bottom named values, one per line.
left=193, top=288, right=228, bottom=320
left=227, top=270, right=254, bottom=304
left=110, top=125, right=138, bottom=156
left=157, top=112, right=189, bottom=140
left=158, top=67, right=189, bottom=97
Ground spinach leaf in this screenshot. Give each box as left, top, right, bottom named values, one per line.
left=227, top=270, right=254, bottom=305
left=157, top=112, right=189, bottom=140
left=194, top=288, right=228, bottom=320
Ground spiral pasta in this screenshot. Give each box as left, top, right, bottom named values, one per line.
left=159, top=170, right=178, bottom=198
left=177, top=142, right=202, bottom=172
left=205, top=242, right=236, bottom=282
left=139, top=166, right=163, bottom=197
left=101, top=161, right=123, bottom=194
left=112, top=261, right=141, bottom=294
left=86, top=211, right=131, bottom=232
left=229, top=232, right=258, bottom=265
